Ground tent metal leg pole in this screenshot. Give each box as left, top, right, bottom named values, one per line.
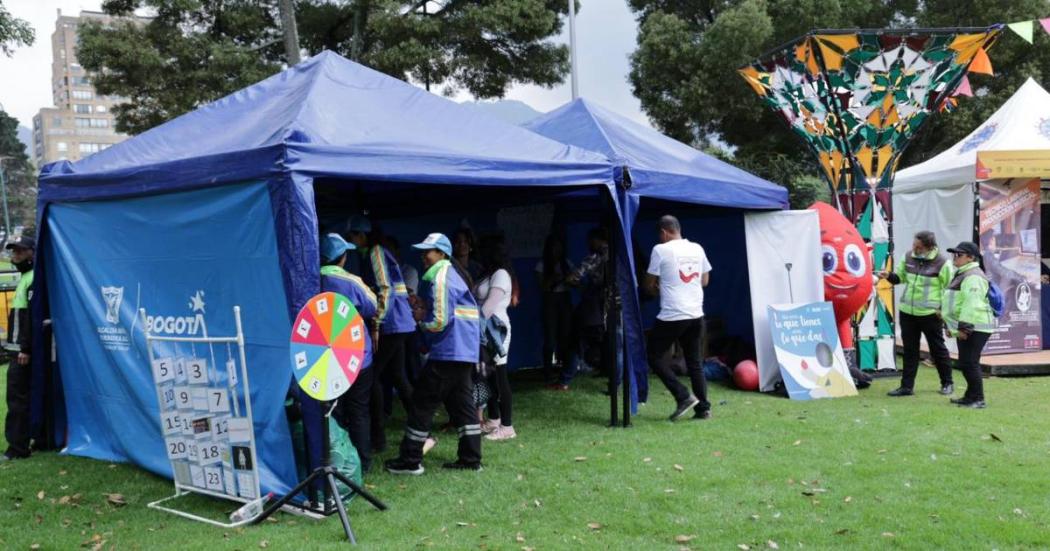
left=622, top=322, right=631, bottom=427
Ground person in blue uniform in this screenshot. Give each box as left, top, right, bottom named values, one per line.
left=320, top=233, right=379, bottom=472
left=345, top=216, right=417, bottom=453
left=385, top=233, right=483, bottom=474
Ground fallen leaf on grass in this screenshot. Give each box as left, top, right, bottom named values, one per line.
left=675, top=535, right=695, bottom=543
left=517, top=474, right=524, bottom=481
left=30, top=545, right=40, bottom=550
left=882, top=532, right=895, bottom=538
left=801, top=491, right=815, bottom=497
left=930, top=454, right=937, bottom=461
left=750, top=514, right=760, bottom=521
left=35, top=515, right=43, bottom=524
left=515, top=533, right=526, bottom=543
left=737, top=544, right=751, bottom=550
left=664, top=489, right=676, bottom=494
left=533, top=499, right=542, bottom=508
left=259, top=540, right=269, bottom=548
left=105, top=493, right=126, bottom=507
left=844, top=496, right=852, bottom=503
left=574, top=456, right=587, bottom=462
left=37, top=490, right=45, bottom=500
left=587, top=522, right=602, bottom=530
left=834, top=529, right=849, bottom=535
left=990, top=433, right=1003, bottom=443
left=1013, top=508, right=1026, bottom=517
left=59, top=470, right=67, bottom=476
left=793, top=440, right=801, bottom=446
left=673, top=464, right=684, bottom=472
left=767, top=540, right=780, bottom=549
left=108, top=464, right=117, bottom=469
left=877, top=449, right=888, bottom=454
left=522, top=547, right=535, bottom=551
left=712, top=451, right=723, bottom=457
left=643, top=457, right=652, bottom=463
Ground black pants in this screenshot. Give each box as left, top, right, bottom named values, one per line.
left=333, top=365, right=374, bottom=472
left=899, top=311, right=953, bottom=389
left=398, top=360, right=481, bottom=465
left=370, top=332, right=414, bottom=450
left=957, top=331, right=989, bottom=402
left=647, top=318, right=709, bottom=412
left=4, top=353, right=31, bottom=458
left=485, top=362, right=513, bottom=426
left=541, top=291, right=573, bottom=378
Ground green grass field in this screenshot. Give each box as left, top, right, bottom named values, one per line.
left=1, top=367, right=1048, bottom=550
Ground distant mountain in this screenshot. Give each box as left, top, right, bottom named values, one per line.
left=460, top=99, right=543, bottom=125
left=16, top=125, right=32, bottom=156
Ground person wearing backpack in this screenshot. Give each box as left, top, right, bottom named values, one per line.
left=877, top=231, right=955, bottom=397
left=942, top=242, right=996, bottom=409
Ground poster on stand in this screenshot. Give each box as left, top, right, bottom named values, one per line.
left=767, top=302, right=858, bottom=400
left=978, top=178, right=1042, bottom=354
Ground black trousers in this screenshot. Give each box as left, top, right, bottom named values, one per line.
left=899, top=311, right=953, bottom=389
left=541, top=291, right=573, bottom=377
left=485, top=362, right=513, bottom=426
left=957, top=331, right=990, bottom=402
left=647, top=318, right=710, bottom=412
left=4, top=353, right=31, bottom=458
left=370, top=332, right=414, bottom=450
left=333, top=364, right=374, bottom=472
left=398, top=360, right=481, bottom=465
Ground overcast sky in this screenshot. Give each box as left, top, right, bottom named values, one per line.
left=0, top=0, right=649, bottom=130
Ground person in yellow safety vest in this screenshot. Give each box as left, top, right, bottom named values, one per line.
left=877, top=231, right=955, bottom=397
left=3, top=235, right=35, bottom=460
left=943, top=241, right=995, bottom=409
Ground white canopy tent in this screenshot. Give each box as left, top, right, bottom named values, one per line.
left=894, top=78, right=1050, bottom=260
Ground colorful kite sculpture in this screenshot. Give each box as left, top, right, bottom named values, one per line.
left=741, top=26, right=1002, bottom=370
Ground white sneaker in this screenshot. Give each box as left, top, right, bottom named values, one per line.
left=481, top=418, right=501, bottom=434
left=485, top=425, right=517, bottom=441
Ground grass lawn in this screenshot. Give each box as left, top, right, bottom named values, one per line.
left=2, top=366, right=1049, bottom=550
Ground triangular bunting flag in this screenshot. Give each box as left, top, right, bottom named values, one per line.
left=955, top=75, right=973, bottom=97
left=1008, top=20, right=1034, bottom=43
left=1040, top=18, right=1050, bottom=36
left=968, top=47, right=994, bottom=75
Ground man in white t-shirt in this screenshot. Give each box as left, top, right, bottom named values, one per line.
left=644, top=215, right=713, bottom=421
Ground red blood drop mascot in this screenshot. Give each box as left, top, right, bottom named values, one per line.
left=808, top=202, right=874, bottom=388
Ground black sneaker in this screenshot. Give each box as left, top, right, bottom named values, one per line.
left=950, top=397, right=970, bottom=405
left=939, top=383, right=954, bottom=396
left=692, top=409, right=712, bottom=420
left=384, top=458, right=424, bottom=476
left=959, top=400, right=986, bottom=409
left=442, top=460, right=483, bottom=471
left=887, top=387, right=914, bottom=397
left=669, top=395, right=700, bottom=422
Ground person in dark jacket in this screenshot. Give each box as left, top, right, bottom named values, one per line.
left=3, top=235, right=34, bottom=460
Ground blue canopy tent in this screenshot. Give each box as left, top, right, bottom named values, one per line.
left=525, top=98, right=788, bottom=403
left=33, top=52, right=633, bottom=497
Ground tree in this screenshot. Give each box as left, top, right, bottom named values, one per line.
left=79, top=0, right=573, bottom=134
left=0, top=0, right=34, bottom=56
left=627, top=0, right=1049, bottom=207
left=0, top=110, right=37, bottom=233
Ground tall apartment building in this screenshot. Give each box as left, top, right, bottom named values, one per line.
left=32, top=10, right=131, bottom=166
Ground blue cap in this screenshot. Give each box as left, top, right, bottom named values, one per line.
left=346, top=215, right=372, bottom=234
left=412, top=232, right=453, bottom=257
left=321, top=233, right=355, bottom=262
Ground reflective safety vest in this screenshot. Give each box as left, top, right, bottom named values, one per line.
left=362, top=245, right=417, bottom=335
left=418, top=259, right=480, bottom=363
left=942, top=262, right=996, bottom=335
left=6, top=269, right=33, bottom=352
left=893, top=248, right=953, bottom=317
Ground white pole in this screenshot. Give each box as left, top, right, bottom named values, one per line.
left=568, top=0, right=579, bottom=100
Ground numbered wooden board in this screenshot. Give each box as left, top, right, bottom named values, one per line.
left=150, top=354, right=258, bottom=500
left=289, top=292, right=368, bottom=401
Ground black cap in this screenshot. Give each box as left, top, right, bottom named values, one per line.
left=947, top=241, right=980, bottom=258
left=5, top=235, right=35, bottom=251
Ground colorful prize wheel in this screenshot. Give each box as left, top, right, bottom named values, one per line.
left=289, top=292, right=368, bottom=401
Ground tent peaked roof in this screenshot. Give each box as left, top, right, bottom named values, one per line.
left=40, top=51, right=616, bottom=194
left=896, top=78, right=1050, bottom=193
left=524, top=98, right=787, bottom=209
